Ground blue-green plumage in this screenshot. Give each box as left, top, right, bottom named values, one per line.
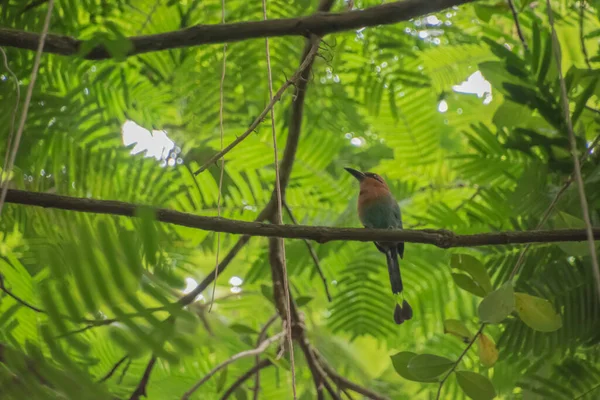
left=345, top=167, right=412, bottom=325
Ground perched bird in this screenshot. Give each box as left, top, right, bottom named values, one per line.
left=344, top=167, right=412, bottom=324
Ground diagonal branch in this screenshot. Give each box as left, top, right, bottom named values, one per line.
left=314, top=350, right=389, bottom=400
left=221, top=358, right=273, bottom=400
left=507, top=0, right=527, bottom=50
left=5, top=189, right=599, bottom=248
left=193, top=41, right=320, bottom=175
left=129, top=356, right=157, bottom=400
left=0, top=0, right=477, bottom=60
left=181, top=331, right=286, bottom=400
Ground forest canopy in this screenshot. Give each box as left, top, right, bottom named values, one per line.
left=1, top=0, right=600, bottom=399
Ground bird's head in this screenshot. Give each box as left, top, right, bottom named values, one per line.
left=344, top=167, right=390, bottom=191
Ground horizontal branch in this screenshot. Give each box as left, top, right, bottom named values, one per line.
left=0, top=0, right=475, bottom=59
left=5, top=189, right=600, bottom=248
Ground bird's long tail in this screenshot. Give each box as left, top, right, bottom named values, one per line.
left=385, top=247, right=413, bottom=324
left=385, top=247, right=403, bottom=294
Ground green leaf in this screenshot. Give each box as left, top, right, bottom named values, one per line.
left=456, top=370, right=496, bottom=400
left=478, top=282, right=514, bottom=324
left=234, top=388, right=248, bottom=400
left=296, top=296, right=314, bottom=307
left=514, top=292, right=562, bottom=332
left=136, top=206, right=158, bottom=266
left=407, top=354, right=455, bottom=380
left=477, top=334, right=498, bottom=368
left=443, top=319, right=472, bottom=343
left=451, top=254, right=493, bottom=295
left=572, top=77, right=598, bottom=125
left=260, top=284, right=274, bottom=304
left=216, top=367, right=228, bottom=393
left=452, top=273, right=487, bottom=297
left=229, top=324, right=258, bottom=335
left=390, top=352, right=438, bottom=383
left=554, top=212, right=590, bottom=256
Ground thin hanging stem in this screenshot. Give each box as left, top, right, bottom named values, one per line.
left=262, top=0, right=296, bottom=397
left=209, top=0, right=227, bottom=313
left=545, top=0, right=600, bottom=299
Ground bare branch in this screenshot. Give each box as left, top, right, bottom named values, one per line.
left=579, top=1, right=592, bottom=70
left=313, top=350, right=389, bottom=400
left=5, top=189, right=599, bottom=249
left=129, top=356, right=157, bottom=400
left=284, top=202, right=332, bottom=302
left=221, top=359, right=273, bottom=400
left=193, top=40, right=320, bottom=175
left=98, top=355, right=129, bottom=383
left=507, top=0, right=527, bottom=50
left=181, top=331, right=286, bottom=400
left=0, top=0, right=476, bottom=60
left=0, top=274, right=44, bottom=313
left=546, top=0, right=600, bottom=299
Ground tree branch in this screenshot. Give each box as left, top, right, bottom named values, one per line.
left=129, top=356, right=157, bottom=400
left=0, top=0, right=476, bottom=60
left=5, top=189, right=599, bottom=248
left=221, top=359, right=273, bottom=400
left=181, top=331, right=286, bottom=400
left=315, top=350, right=389, bottom=400
left=193, top=40, right=320, bottom=175
left=507, top=0, right=527, bottom=50
left=98, top=355, right=129, bottom=383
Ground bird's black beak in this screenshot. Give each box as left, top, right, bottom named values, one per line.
left=344, top=167, right=365, bottom=182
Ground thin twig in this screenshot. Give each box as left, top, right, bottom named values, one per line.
left=0, top=274, right=44, bottom=313
left=98, top=355, right=129, bottom=383
left=573, top=382, right=600, bottom=400
left=129, top=356, right=157, bottom=400
left=436, top=324, right=485, bottom=400
left=181, top=331, right=286, bottom=399
left=221, top=359, right=273, bottom=400
left=545, top=0, right=600, bottom=299
left=284, top=202, right=332, bottom=302
left=253, top=314, right=279, bottom=400
left=507, top=0, right=527, bottom=50
left=262, top=0, right=296, bottom=397
left=0, top=47, right=21, bottom=182
left=209, top=0, right=228, bottom=314
left=192, top=41, right=320, bottom=175
left=579, top=1, right=591, bottom=70
left=137, top=0, right=161, bottom=34
left=0, top=0, right=54, bottom=217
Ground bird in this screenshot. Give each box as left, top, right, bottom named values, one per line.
left=344, top=167, right=412, bottom=324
